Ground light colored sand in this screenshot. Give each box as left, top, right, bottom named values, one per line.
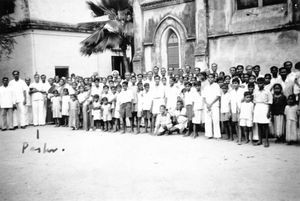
left=0, top=126, right=299, bottom=201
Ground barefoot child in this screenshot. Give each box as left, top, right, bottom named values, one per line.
left=51, top=90, right=62, bottom=127
left=284, top=94, right=298, bottom=145
left=61, top=88, right=70, bottom=127
left=101, top=97, right=112, bottom=131
left=119, top=81, right=133, bottom=133
left=91, top=94, right=101, bottom=130
left=191, top=81, right=204, bottom=138
left=142, top=83, right=153, bottom=133
left=253, top=78, right=273, bottom=147
left=271, top=84, right=287, bottom=143
left=239, top=92, right=254, bottom=145
left=69, top=94, right=80, bottom=130
left=220, top=84, right=232, bottom=140
left=136, top=82, right=144, bottom=134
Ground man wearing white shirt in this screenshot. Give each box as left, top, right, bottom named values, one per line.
left=29, top=74, right=45, bottom=126
left=0, top=77, right=16, bottom=130
left=24, top=78, right=33, bottom=126
left=203, top=73, right=221, bottom=139
left=41, top=74, right=50, bottom=122
left=165, top=77, right=180, bottom=116
left=9, top=70, right=27, bottom=128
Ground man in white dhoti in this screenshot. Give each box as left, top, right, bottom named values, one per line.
left=29, top=74, right=45, bottom=126
left=203, top=73, right=221, bottom=139
left=9, top=70, right=27, bottom=129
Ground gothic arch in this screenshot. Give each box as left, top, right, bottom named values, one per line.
left=153, top=15, right=187, bottom=68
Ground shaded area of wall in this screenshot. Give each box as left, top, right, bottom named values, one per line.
left=0, top=32, right=33, bottom=79
left=209, top=30, right=300, bottom=74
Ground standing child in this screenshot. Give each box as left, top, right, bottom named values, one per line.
left=136, top=83, right=144, bottom=134
left=253, top=78, right=273, bottom=147
left=61, top=88, right=70, bottom=127
left=239, top=92, right=254, bottom=145
left=284, top=94, right=298, bottom=145
left=69, top=94, right=80, bottom=130
left=142, top=83, right=153, bottom=133
left=183, top=82, right=194, bottom=137
left=101, top=97, right=112, bottom=131
left=271, top=84, right=287, bottom=143
left=51, top=90, right=62, bottom=127
left=119, top=81, right=133, bottom=133
left=91, top=94, right=101, bottom=130
left=229, top=78, right=245, bottom=141
left=220, top=84, right=232, bottom=140
left=113, top=85, right=122, bottom=132
left=109, top=86, right=117, bottom=131
left=191, top=81, right=204, bottom=138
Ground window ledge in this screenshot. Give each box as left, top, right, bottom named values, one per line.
left=229, top=3, right=292, bottom=33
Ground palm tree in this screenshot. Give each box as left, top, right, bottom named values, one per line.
left=80, top=0, right=133, bottom=73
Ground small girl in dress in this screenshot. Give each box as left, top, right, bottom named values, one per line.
left=51, top=90, right=62, bottom=127
left=91, top=94, right=101, bottom=130
left=284, top=94, right=299, bottom=145
left=61, top=88, right=70, bottom=127
left=271, top=84, right=287, bottom=143
left=69, top=94, right=80, bottom=130
left=101, top=97, right=112, bottom=131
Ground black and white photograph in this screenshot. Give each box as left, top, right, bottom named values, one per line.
left=0, top=0, right=300, bottom=200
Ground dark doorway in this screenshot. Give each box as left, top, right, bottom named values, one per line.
left=111, top=56, right=132, bottom=79
left=55, top=66, right=69, bottom=78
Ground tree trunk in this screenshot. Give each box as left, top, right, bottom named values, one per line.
left=122, top=48, right=130, bottom=73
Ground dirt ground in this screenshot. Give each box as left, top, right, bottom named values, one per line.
left=0, top=126, right=299, bottom=201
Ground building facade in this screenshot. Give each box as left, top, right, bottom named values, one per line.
left=132, top=0, right=300, bottom=74
left=0, top=0, right=131, bottom=79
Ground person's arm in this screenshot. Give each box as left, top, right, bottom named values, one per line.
left=208, top=96, right=220, bottom=110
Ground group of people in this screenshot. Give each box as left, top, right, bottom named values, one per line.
left=1, top=61, right=300, bottom=147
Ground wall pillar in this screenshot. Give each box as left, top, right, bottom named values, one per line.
left=195, top=0, right=209, bottom=71
left=132, top=0, right=144, bottom=73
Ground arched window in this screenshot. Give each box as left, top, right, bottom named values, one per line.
left=167, top=31, right=179, bottom=69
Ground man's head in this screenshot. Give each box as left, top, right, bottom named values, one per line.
left=125, top=72, right=131, bottom=81
left=2, top=77, right=9, bottom=86
left=236, top=65, right=244, bottom=75
left=154, top=75, right=160, bottom=85
left=270, top=66, right=278, bottom=77
left=153, top=66, right=159, bottom=75
left=256, top=77, right=265, bottom=90
left=279, top=67, right=287, bottom=79
left=231, top=78, right=240, bottom=89
left=211, top=63, right=218, bottom=72
left=246, top=65, right=253, bottom=75
left=12, top=70, right=20, bottom=81
left=41, top=74, right=46, bottom=83
left=283, top=61, right=293, bottom=73
left=185, top=65, right=191, bottom=74
left=25, top=78, right=31, bottom=86
left=34, top=74, right=40, bottom=83
left=230, top=67, right=236, bottom=76
left=253, top=65, right=260, bottom=76
left=264, top=74, right=271, bottom=85
left=207, top=73, right=215, bottom=84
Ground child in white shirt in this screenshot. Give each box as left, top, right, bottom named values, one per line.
left=239, top=92, right=254, bottom=145
left=220, top=84, right=232, bottom=140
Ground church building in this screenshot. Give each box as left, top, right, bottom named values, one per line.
left=132, top=0, right=300, bottom=73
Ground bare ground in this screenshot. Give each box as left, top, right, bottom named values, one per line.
left=0, top=126, right=299, bottom=201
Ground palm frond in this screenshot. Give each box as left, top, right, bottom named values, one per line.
left=87, top=1, right=105, bottom=17
left=101, top=0, right=131, bottom=11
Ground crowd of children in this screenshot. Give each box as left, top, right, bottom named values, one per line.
left=1, top=61, right=300, bottom=147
